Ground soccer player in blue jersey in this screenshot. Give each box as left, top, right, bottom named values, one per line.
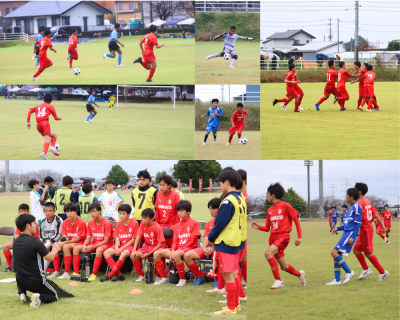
left=330, top=206, right=339, bottom=234
left=32, top=29, right=44, bottom=69
left=325, top=188, right=362, bottom=286
left=341, top=205, right=347, bottom=225
left=103, top=24, right=124, bottom=66
left=85, top=91, right=100, bottom=123
left=201, top=99, right=223, bottom=145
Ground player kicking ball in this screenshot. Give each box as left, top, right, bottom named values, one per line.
left=27, top=93, right=61, bottom=160
left=201, top=99, right=223, bottom=145
left=67, top=29, right=80, bottom=68
left=326, top=188, right=361, bottom=286
left=103, top=23, right=124, bottom=66
left=272, top=64, right=300, bottom=112
left=31, top=30, right=57, bottom=81
left=227, top=103, right=250, bottom=145
left=133, top=25, right=165, bottom=82
left=206, top=26, right=254, bottom=69
left=85, top=91, right=100, bottom=123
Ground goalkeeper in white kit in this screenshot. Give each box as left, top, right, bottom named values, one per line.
left=206, top=26, right=254, bottom=69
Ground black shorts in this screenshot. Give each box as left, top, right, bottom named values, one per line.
left=36, top=47, right=39, bottom=56
left=86, top=104, right=95, bottom=112
left=109, top=41, right=120, bottom=53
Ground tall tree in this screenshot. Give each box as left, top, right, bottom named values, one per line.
left=387, top=40, right=400, bottom=51
left=265, top=187, right=307, bottom=214
left=155, top=170, right=167, bottom=182
left=107, top=164, right=129, bottom=185
left=151, top=1, right=189, bottom=20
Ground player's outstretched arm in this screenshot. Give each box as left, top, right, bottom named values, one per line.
left=115, top=39, right=124, bottom=47
left=50, top=108, right=62, bottom=121
left=246, top=112, right=250, bottom=123
left=27, top=109, right=33, bottom=129
left=210, top=32, right=227, bottom=41
left=237, top=35, right=254, bottom=40
left=155, top=43, right=165, bottom=49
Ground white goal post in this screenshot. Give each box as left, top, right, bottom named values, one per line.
left=116, top=85, right=183, bottom=110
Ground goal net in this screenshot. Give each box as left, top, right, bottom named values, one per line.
left=116, top=85, right=184, bottom=110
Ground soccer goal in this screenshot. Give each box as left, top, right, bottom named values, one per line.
left=116, top=85, right=184, bottom=110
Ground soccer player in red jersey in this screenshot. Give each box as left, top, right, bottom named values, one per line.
left=130, top=208, right=167, bottom=283
left=315, top=60, right=338, bottom=111
left=382, top=204, right=392, bottom=240
left=336, top=61, right=357, bottom=111
left=352, top=182, right=389, bottom=281
left=227, top=103, right=250, bottom=145
left=252, top=183, right=306, bottom=289
left=58, top=202, right=87, bottom=279
left=358, top=65, right=380, bottom=111
left=82, top=203, right=114, bottom=281
left=27, top=93, right=62, bottom=160
left=373, top=211, right=388, bottom=243
left=272, top=64, right=300, bottom=112
left=288, top=59, right=305, bottom=111
left=328, top=208, right=333, bottom=230
left=31, top=30, right=57, bottom=81
left=351, top=62, right=379, bottom=111
left=67, top=29, right=80, bottom=68
left=133, top=24, right=165, bottom=82
left=100, top=204, right=139, bottom=282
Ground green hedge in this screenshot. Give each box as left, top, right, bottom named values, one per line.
left=138, top=27, right=193, bottom=35
left=195, top=12, right=260, bottom=41
left=195, top=102, right=260, bottom=131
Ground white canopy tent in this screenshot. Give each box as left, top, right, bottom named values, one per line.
left=28, top=87, right=41, bottom=92
left=145, top=19, right=165, bottom=28
left=177, top=18, right=195, bottom=26
left=8, top=87, right=20, bottom=92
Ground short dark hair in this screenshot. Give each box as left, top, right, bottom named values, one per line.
left=237, top=169, right=246, bottom=182
left=64, top=202, right=77, bottom=213
left=18, top=203, right=30, bottom=212
left=158, top=174, right=173, bottom=186
left=15, top=214, right=36, bottom=232
left=171, top=180, right=178, bottom=188
left=268, top=183, right=285, bottom=200
left=44, top=202, right=56, bottom=210
left=384, top=204, right=389, bottom=208
left=149, top=24, right=157, bottom=32
left=28, top=179, right=39, bottom=189
left=328, top=60, right=335, bottom=68
left=342, top=204, right=348, bottom=209
left=347, top=188, right=359, bottom=201
left=82, top=184, right=92, bottom=194
left=363, top=62, right=369, bottom=68
left=105, top=179, right=114, bottom=185
left=118, top=204, right=131, bottom=214
left=230, top=26, right=236, bottom=30
left=367, top=64, right=373, bottom=71
left=218, top=167, right=239, bottom=187
left=88, top=202, right=101, bottom=212
left=115, top=23, right=120, bottom=28
left=211, top=98, right=219, bottom=104
left=39, top=28, right=44, bottom=33
left=71, top=29, right=77, bottom=34
left=137, top=169, right=151, bottom=180
left=44, top=176, right=54, bottom=184
left=177, top=200, right=192, bottom=213
left=354, top=182, right=368, bottom=195
left=142, top=208, right=155, bottom=219
left=354, top=61, right=361, bottom=67
left=62, top=175, right=74, bottom=186
left=83, top=179, right=92, bottom=185
left=332, top=206, right=336, bottom=210
left=44, top=30, right=51, bottom=36
left=288, top=58, right=294, bottom=65
left=289, top=63, right=295, bottom=70
left=235, top=174, right=243, bottom=191
left=339, top=61, right=345, bottom=68
left=208, top=198, right=222, bottom=209
left=237, top=103, right=243, bottom=108
left=43, top=92, right=53, bottom=103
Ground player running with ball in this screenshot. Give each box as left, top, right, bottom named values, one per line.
left=67, top=29, right=80, bottom=69
left=206, top=26, right=254, bottom=69
left=31, top=30, right=57, bottom=81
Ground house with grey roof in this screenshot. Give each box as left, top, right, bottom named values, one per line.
left=262, top=29, right=316, bottom=53
left=5, top=1, right=112, bottom=34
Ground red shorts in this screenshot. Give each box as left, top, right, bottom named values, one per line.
left=384, top=220, right=391, bottom=229
left=39, top=57, right=52, bottom=69
left=353, top=227, right=373, bottom=254
left=37, top=121, right=51, bottom=136
left=337, top=89, right=349, bottom=100
left=72, top=241, right=84, bottom=247
left=364, top=84, right=374, bottom=98
left=286, top=88, right=298, bottom=99
left=111, top=245, right=133, bottom=253
left=217, top=251, right=239, bottom=273
left=228, top=125, right=244, bottom=135
left=269, top=233, right=290, bottom=259
left=87, top=242, right=112, bottom=253
left=137, top=244, right=165, bottom=255
left=176, top=247, right=196, bottom=254
left=192, top=247, right=207, bottom=259
left=68, top=46, right=78, bottom=60
left=294, top=85, right=304, bottom=95
left=324, top=85, right=337, bottom=97
left=142, top=50, right=155, bottom=64
left=359, top=85, right=364, bottom=97
left=374, top=221, right=382, bottom=232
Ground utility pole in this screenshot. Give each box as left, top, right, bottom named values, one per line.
left=337, top=18, right=339, bottom=55
left=319, top=160, right=324, bottom=218
left=5, top=160, right=10, bottom=192
left=355, top=1, right=359, bottom=61
left=329, top=17, right=332, bottom=41
left=304, top=160, right=313, bottom=217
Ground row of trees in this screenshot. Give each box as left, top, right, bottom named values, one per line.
left=0, top=169, right=64, bottom=188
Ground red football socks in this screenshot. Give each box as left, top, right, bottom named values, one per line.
left=140, top=61, right=149, bottom=69
left=294, top=100, right=299, bottom=111
left=132, top=260, right=144, bottom=277
left=187, top=262, right=203, bottom=279
left=372, top=100, right=379, bottom=109
left=267, top=257, right=281, bottom=280
left=53, top=255, right=60, bottom=272
left=73, top=254, right=81, bottom=273
left=360, top=98, right=367, bottom=107
left=367, top=99, right=373, bottom=110
left=378, top=232, right=385, bottom=240
left=43, top=142, right=49, bottom=154
left=298, top=96, right=303, bottom=105
left=4, top=251, right=11, bottom=268
left=286, top=264, right=301, bottom=277
left=235, top=276, right=241, bottom=307
left=357, top=98, right=362, bottom=108
left=237, top=268, right=246, bottom=298
left=217, top=266, right=225, bottom=289
left=340, top=100, right=345, bottom=110
left=106, top=257, right=116, bottom=269
left=176, top=262, right=186, bottom=280
left=148, top=68, right=156, bottom=81
left=356, top=253, right=369, bottom=270
left=226, top=282, right=237, bottom=310
left=229, top=135, right=233, bottom=143
left=241, top=260, right=247, bottom=282
left=33, top=68, right=44, bottom=78
left=51, top=136, right=57, bottom=148
left=368, top=255, right=385, bottom=274
left=92, top=256, right=102, bottom=275
left=277, top=98, right=286, bottom=102
left=155, top=260, right=167, bottom=278
left=238, top=133, right=241, bottom=139
left=108, top=258, right=124, bottom=278
left=64, top=256, right=72, bottom=274
left=317, top=97, right=327, bottom=105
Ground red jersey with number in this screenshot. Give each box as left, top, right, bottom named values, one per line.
left=261, top=200, right=301, bottom=236
left=358, top=198, right=377, bottom=228
left=87, top=217, right=113, bottom=245
left=232, top=110, right=248, bottom=127
left=337, top=70, right=353, bottom=90
left=363, top=71, right=376, bottom=85
left=285, top=71, right=295, bottom=88
left=27, top=103, right=61, bottom=123
left=35, top=37, right=52, bottom=59
left=113, top=219, right=139, bottom=246
left=68, top=34, right=78, bottom=48
left=137, top=221, right=165, bottom=246
left=172, top=217, right=200, bottom=250
left=204, top=218, right=215, bottom=244
left=16, top=221, right=39, bottom=238
left=140, top=33, right=158, bottom=52
left=326, top=69, right=338, bottom=87
left=382, top=210, right=392, bottom=220
left=358, top=69, right=367, bottom=87
left=61, top=216, right=86, bottom=241
left=155, top=190, right=180, bottom=226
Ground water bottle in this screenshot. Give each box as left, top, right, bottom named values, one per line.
left=84, top=255, right=91, bottom=278
left=145, top=261, right=153, bottom=284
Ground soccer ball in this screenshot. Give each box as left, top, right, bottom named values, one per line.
left=241, top=137, right=248, bottom=144
left=223, top=53, right=231, bottom=60
left=73, top=68, right=80, bottom=75
left=55, top=143, right=60, bottom=151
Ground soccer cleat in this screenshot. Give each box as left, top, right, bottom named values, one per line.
left=30, top=293, right=41, bottom=308
left=58, top=272, right=70, bottom=279
left=20, top=293, right=28, bottom=303
left=67, top=54, right=71, bottom=60
left=136, top=275, right=145, bottom=282
left=31, top=77, right=38, bottom=81
left=3, top=267, right=11, bottom=272
left=176, top=279, right=187, bottom=287
left=299, top=270, right=307, bottom=287
left=214, top=308, right=237, bottom=315
left=117, top=64, right=124, bottom=67
left=386, top=240, right=390, bottom=244
left=241, top=280, right=246, bottom=286
left=103, top=52, right=106, bottom=59
left=377, top=270, right=389, bottom=281
left=71, top=272, right=80, bottom=277
left=315, top=103, right=320, bottom=111
left=359, top=106, right=364, bottom=111
left=272, top=99, right=278, bottom=106
left=88, top=274, right=97, bottom=282
left=226, top=143, right=231, bottom=145
left=325, top=279, right=341, bottom=285
left=358, top=268, right=372, bottom=280
left=202, top=142, right=206, bottom=145
left=228, top=65, right=235, bottom=69
left=333, top=96, right=337, bottom=104
left=270, top=280, right=284, bottom=289
left=339, top=108, right=348, bottom=111
left=40, top=152, right=48, bottom=160
left=238, top=139, right=241, bottom=144
left=206, top=55, right=212, bottom=60
left=366, top=109, right=373, bottom=112
left=154, top=278, right=168, bottom=285
left=294, top=110, right=300, bottom=112
left=89, top=119, right=93, bottom=123
left=99, top=276, right=110, bottom=282
left=213, top=139, right=216, bottom=144
left=375, top=108, right=381, bottom=111
left=192, top=277, right=206, bottom=286
left=48, top=271, right=60, bottom=278
left=281, top=104, right=286, bottom=111
left=298, top=106, right=304, bottom=111
left=154, top=276, right=162, bottom=284
left=343, top=270, right=355, bottom=284
left=206, top=287, right=225, bottom=293
left=133, top=57, right=142, bottom=64
left=111, top=274, right=125, bottom=282
left=85, top=121, right=88, bottom=123
left=50, top=147, right=60, bottom=156
left=146, top=80, right=153, bottom=82
left=222, top=305, right=242, bottom=312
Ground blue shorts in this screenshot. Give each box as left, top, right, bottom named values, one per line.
left=334, top=231, right=355, bottom=257
left=332, top=218, right=337, bottom=226
left=205, top=124, right=219, bottom=135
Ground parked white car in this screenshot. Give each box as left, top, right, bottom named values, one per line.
left=72, top=89, right=89, bottom=96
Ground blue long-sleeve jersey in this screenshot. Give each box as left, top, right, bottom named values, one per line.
left=336, top=202, right=362, bottom=239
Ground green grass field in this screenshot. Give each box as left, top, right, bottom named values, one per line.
left=195, top=41, right=259, bottom=84
left=261, top=82, right=400, bottom=159
left=0, top=37, right=194, bottom=84
left=0, top=99, right=194, bottom=160
left=247, top=219, right=399, bottom=319
left=0, top=192, right=245, bottom=320
left=195, top=131, right=260, bottom=160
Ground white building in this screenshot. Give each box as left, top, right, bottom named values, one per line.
left=262, top=29, right=316, bottom=53
left=290, top=41, right=346, bottom=60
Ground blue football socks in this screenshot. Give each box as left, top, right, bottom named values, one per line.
left=335, top=255, right=351, bottom=274
left=118, top=53, right=122, bottom=65
left=106, top=53, right=114, bottom=58
left=36, top=59, right=39, bottom=67
left=67, top=54, right=71, bottom=60
left=86, top=114, right=91, bottom=122
left=90, top=113, right=97, bottom=119
left=334, top=263, right=341, bottom=282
